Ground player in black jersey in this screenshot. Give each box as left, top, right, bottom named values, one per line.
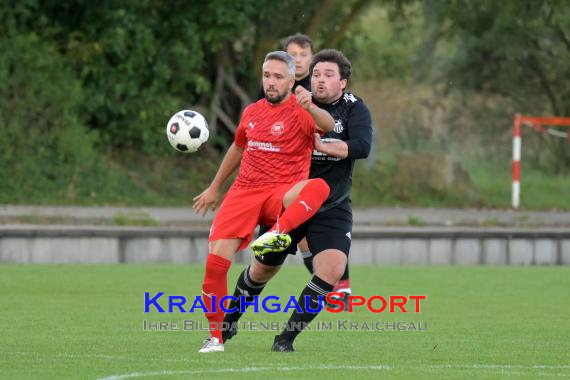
left=261, top=35, right=355, bottom=304
left=223, top=49, right=373, bottom=351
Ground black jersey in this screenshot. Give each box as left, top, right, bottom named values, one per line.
left=257, top=75, right=311, bottom=100
left=311, top=92, right=373, bottom=211
left=292, top=75, right=311, bottom=93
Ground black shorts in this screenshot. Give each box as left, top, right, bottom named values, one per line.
left=255, top=200, right=352, bottom=267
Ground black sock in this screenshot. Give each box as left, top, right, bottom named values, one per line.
left=341, top=264, right=349, bottom=280
left=223, top=266, right=266, bottom=325
left=279, top=275, right=333, bottom=343
left=300, top=250, right=314, bottom=274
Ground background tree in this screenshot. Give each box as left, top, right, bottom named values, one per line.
left=0, top=0, right=373, bottom=204
left=411, top=0, right=570, bottom=172
left=1, top=0, right=568, bottom=207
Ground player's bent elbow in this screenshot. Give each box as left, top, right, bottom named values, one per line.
left=321, top=113, right=335, bottom=132
left=317, top=121, right=335, bottom=133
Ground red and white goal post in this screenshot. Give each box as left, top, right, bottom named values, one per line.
left=512, top=114, right=570, bottom=209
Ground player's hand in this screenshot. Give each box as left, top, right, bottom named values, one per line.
left=295, top=86, right=312, bottom=110
left=314, top=133, right=325, bottom=152
left=192, top=186, right=220, bottom=216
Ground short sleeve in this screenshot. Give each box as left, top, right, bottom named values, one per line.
left=234, top=109, right=249, bottom=148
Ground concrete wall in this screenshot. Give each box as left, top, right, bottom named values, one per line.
left=1, top=225, right=569, bottom=265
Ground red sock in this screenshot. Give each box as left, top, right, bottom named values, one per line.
left=333, top=278, right=351, bottom=292
left=202, top=254, right=232, bottom=342
left=272, top=178, right=330, bottom=233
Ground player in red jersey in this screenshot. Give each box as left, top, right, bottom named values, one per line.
left=192, top=51, right=334, bottom=353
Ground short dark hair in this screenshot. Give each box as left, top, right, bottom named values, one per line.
left=283, top=33, right=313, bottom=52
left=310, top=49, right=352, bottom=80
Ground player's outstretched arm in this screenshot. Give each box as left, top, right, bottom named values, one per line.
left=295, top=86, right=334, bottom=133
left=192, top=143, right=243, bottom=216
left=314, top=133, right=348, bottom=159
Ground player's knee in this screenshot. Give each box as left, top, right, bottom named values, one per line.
left=307, top=178, right=330, bottom=200
left=250, top=260, right=280, bottom=282
left=313, top=251, right=346, bottom=283
left=314, top=263, right=344, bottom=284
left=330, top=264, right=346, bottom=282
left=208, top=239, right=241, bottom=259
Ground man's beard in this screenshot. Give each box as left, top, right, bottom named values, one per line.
left=265, top=88, right=288, bottom=104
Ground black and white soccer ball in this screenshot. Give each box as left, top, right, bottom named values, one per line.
left=166, top=110, right=209, bottom=153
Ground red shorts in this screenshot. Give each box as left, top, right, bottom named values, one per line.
left=209, top=183, right=295, bottom=251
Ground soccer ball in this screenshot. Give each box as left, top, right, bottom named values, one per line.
left=166, top=110, right=209, bottom=153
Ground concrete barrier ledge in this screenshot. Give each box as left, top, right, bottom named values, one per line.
left=0, top=225, right=210, bottom=238
left=1, top=225, right=569, bottom=265
left=0, top=225, right=568, bottom=238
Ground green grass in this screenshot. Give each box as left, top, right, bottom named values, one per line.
left=468, top=160, right=570, bottom=210
left=3, top=147, right=570, bottom=209
left=407, top=215, right=424, bottom=226
left=1, top=265, right=569, bottom=379
left=112, top=212, right=160, bottom=227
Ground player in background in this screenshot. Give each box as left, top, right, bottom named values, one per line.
left=262, top=33, right=355, bottom=306
left=259, top=33, right=313, bottom=99
left=193, top=51, right=334, bottom=353
left=222, top=49, right=373, bottom=352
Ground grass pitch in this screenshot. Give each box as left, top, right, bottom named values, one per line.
left=1, top=265, right=569, bottom=379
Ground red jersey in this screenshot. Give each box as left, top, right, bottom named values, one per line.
left=233, top=95, right=316, bottom=189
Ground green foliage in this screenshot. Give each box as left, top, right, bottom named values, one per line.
left=0, top=0, right=373, bottom=152
left=112, top=211, right=159, bottom=226
left=54, top=2, right=209, bottom=154
left=1, top=0, right=569, bottom=208
left=354, top=1, right=570, bottom=175
left=467, top=159, right=570, bottom=210
left=349, top=6, right=421, bottom=79
left=0, top=29, right=165, bottom=205
left=417, top=0, right=570, bottom=172
left=406, top=215, right=424, bottom=226
left=0, top=33, right=87, bottom=201
left=1, top=1, right=258, bottom=155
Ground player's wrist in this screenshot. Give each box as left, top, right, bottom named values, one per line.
left=208, top=182, right=222, bottom=191
left=307, top=103, right=321, bottom=114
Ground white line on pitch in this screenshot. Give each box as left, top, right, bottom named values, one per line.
left=98, top=363, right=570, bottom=380
left=428, top=364, right=570, bottom=370
left=98, top=365, right=393, bottom=380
